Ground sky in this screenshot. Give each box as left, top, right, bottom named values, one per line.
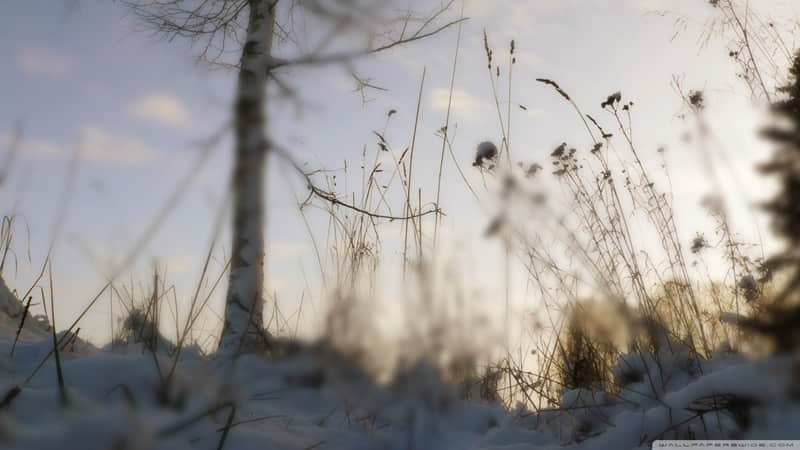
left=0, top=0, right=797, bottom=349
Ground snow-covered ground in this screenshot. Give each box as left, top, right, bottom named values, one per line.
left=0, top=286, right=798, bottom=449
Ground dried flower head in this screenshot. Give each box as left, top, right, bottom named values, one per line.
left=601, top=91, right=622, bottom=109
left=525, top=163, right=543, bottom=178
left=551, top=142, right=567, bottom=158
left=535, top=78, right=571, bottom=101
left=483, top=30, right=493, bottom=70
left=473, top=141, right=498, bottom=168
left=737, top=274, right=759, bottom=302
left=688, top=90, right=705, bottom=109
left=690, top=234, right=708, bottom=254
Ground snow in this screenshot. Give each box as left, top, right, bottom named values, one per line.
left=0, top=289, right=798, bottom=449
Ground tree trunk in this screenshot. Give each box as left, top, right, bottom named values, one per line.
left=218, top=0, right=275, bottom=353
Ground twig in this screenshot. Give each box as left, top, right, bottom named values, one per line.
left=268, top=18, right=468, bottom=69
left=216, top=405, right=236, bottom=450
left=9, top=295, right=32, bottom=358
left=156, top=402, right=234, bottom=438
left=271, top=144, right=441, bottom=221
left=48, top=259, right=67, bottom=406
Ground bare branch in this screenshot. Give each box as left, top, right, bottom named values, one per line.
left=268, top=17, right=468, bottom=69
left=270, top=144, right=441, bottom=221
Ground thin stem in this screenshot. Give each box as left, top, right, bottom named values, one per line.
left=433, top=1, right=464, bottom=248
left=403, top=68, right=426, bottom=277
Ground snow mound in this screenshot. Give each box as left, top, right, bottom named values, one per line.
left=0, top=293, right=798, bottom=449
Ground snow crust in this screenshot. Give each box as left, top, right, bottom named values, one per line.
left=0, top=290, right=797, bottom=449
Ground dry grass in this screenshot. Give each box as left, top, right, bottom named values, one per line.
left=2, top=3, right=799, bottom=447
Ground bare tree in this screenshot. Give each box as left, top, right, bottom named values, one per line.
left=124, top=0, right=460, bottom=355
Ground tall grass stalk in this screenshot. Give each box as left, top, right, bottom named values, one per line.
left=48, top=259, right=67, bottom=406
left=402, top=68, right=426, bottom=277
left=433, top=1, right=464, bottom=248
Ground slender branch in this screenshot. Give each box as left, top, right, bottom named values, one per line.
left=270, top=144, right=441, bottom=221
left=267, top=17, right=468, bottom=69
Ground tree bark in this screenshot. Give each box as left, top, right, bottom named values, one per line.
left=219, top=0, right=275, bottom=353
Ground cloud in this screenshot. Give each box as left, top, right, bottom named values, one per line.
left=80, top=126, right=159, bottom=166
left=630, top=0, right=673, bottom=11
left=267, top=277, right=288, bottom=291
left=430, top=88, right=491, bottom=124
left=16, top=44, right=73, bottom=78
left=161, top=254, right=197, bottom=274
left=0, top=131, right=64, bottom=159
left=0, top=128, right=160, bottom=166
left=21, top=139, right=63, bottom=158
left=269, top=241, right=308, bottom=261
left=127, top=93, right=190, bottom=128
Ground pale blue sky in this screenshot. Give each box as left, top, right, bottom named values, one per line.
left=1, top=0, right=795, bottom=346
